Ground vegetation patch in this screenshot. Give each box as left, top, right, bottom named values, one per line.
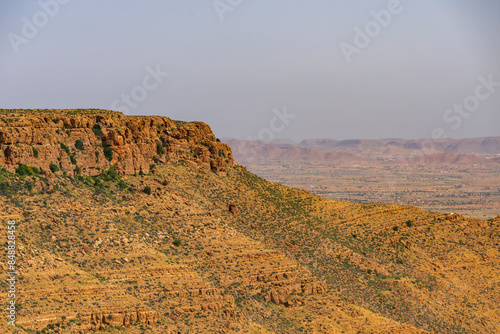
left=102, top=143, right=113, bottom=162
left=92, top=123, right=103, bottom=137
left=75, top=139, right=84, bottom=151
left=50, top=162, right=60, bottom=173
left=156, top=142, right=165, bottom=155
left=15, top=163, right=40, bottom=177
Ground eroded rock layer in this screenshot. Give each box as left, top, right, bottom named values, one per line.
left=0, top=109, right=234, bottom=176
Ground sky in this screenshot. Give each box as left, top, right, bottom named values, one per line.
left=1, top=0, right=499, bottom=142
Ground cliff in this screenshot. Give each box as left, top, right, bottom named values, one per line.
left=0, top=109, right=235, bottom=176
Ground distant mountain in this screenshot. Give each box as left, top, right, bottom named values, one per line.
left=224, top=139, right=370, bottom=165
left=391, top=152, right=500, bottom=166
left=226, top=137, right=500, bottom=165
left=298, top=137, right=500, bottom=158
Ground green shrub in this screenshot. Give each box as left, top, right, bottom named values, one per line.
left=143, top=186, right=152, bottom=195
left=0, top=181, right=13, bottom=197
left=75, top=140, right=84, bottom=151
left=173, top=120, right=186, bottom=128
left=49, top=163, right=60, bottom=173
left=15, top=164, right=39, bottom=176
left=70, top=155, right=77, bottom=165
left=15, top=164, right=28, bottom=176
left=60, top=143, right=70, bottom=155
left=173, top=239, right=182, bottom=247
left=406, top=220, right=413, bottom=227
left=32, top=147, right=39, bottom=158
left=92, top=124, right=102, bottom=137
left=100, top=166, right=120, bottom=181
left=156, top=142, right=165, bottom=155
left=23, top=181, right=34, bottom=192
left=103, top=146, right=113, bottom=162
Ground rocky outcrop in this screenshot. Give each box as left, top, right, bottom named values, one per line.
left=228, top=203, right=239, bottom=216
left=265, top=281, right=327, bottom=306
left=80, top=307, right=160, bottom=331
left=0, top=109, right=235, bottom=175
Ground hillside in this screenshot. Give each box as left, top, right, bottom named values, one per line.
left=1, top=110, right=499, bottom=334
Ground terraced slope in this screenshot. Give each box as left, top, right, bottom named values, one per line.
left=0, top=110, right=498, bottom=333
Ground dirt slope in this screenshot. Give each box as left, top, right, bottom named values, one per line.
left=0, top=110, right=498, bottom=333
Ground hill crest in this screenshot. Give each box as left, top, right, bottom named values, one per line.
left=0, top=109, right=235, bottom=176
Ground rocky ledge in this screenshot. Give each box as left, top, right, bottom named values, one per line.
left=0, top=109, right=235, bottom=176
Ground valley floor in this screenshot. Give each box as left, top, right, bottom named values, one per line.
left=244, top=161, right=500, bottom=220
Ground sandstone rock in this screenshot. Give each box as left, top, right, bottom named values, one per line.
left=269, top=289, right=286, bottom=305
left=228, top=203, right=239, bottom=216
left=80, top=307, right=159, bottom=330
left=0, top=109, right=236, bottom=176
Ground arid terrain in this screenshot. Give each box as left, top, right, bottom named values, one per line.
left=0, top=110, right=499, bottom=334
left=226, top=138, right=500, bottom=220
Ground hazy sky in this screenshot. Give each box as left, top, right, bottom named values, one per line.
left=1, top=0, right=499, bottom=141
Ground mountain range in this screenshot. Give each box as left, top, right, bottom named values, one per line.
left=225, top=137, right=500, bottom=166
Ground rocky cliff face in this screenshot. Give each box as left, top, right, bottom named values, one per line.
left=0, top=109, right=235, bottom=176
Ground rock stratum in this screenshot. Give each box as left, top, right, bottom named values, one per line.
left=0, top=109, right=499, bottom=334
left=0, top=109, right=234, bottom=176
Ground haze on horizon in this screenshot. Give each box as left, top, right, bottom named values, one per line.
left=1, top=0, right=499, bottom=142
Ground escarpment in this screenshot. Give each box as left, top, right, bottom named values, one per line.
left=0, top=109, right=235, bottom=176
left=0, top=109, right=497, bottom=333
